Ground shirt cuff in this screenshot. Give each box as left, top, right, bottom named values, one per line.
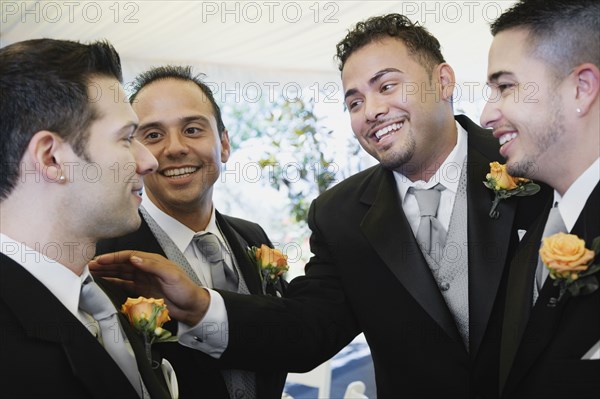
left=177, top=288, right=229, bottom=358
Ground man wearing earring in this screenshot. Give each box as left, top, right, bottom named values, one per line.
left=95, top=66, right=288, bottom=399
left=480, top=1, right=600, bottom=397
left=0, top=38, right=175, bottom=398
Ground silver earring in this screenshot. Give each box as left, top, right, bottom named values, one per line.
left=576, top=108, right=582, bottom=113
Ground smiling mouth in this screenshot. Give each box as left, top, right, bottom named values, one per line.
left=374, top=121, right=404, bottom=142
left=161, top=166, right=199, bottom=179
left=499, top=132, right=518, bottom=146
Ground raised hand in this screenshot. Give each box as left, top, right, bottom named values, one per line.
left=90, top=250, right=209, bottom=326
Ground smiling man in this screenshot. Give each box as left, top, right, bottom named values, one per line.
left=480, top=1, right=599, bottom=398
left=96, top=66, right=287, bottom=399
left=0, top=38, right=171, bottom=398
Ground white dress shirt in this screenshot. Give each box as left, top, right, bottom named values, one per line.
left=555, top=157, right=600, bottom=233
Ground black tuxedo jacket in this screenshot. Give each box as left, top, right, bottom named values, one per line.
left=500, top=182, right=600, bottom=398
left=0, top=254, right=171, bottom=399
left=96, top=211, right=288, bottom=399
left=215, top=115, right=551, bottom=399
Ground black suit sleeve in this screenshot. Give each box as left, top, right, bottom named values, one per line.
left=219, top=200, right=360, bottom=372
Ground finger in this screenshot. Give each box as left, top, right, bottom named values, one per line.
left=93, top=250, right=139, bottom=265
left=90, top=268, right=137, bottom=281
left=89, top=259, right=137, bottom=275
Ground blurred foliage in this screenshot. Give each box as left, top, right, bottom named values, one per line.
left=223, top=95, right=337, bottom=225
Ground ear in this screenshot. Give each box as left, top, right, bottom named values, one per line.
left=436, top=63, right=456, bottom=102
left=220, top=129, right=231, bottom=163
left=573, top=63, right=600, bottom=116
left=26, top=131, right=67, bottom=183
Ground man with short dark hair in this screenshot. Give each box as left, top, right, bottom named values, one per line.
left=0, top=38, right=173, bottom=398
left=481, top=1, right=600, bottom=397
left=93, top=14, right=550, bottom=398
left=96, top=65, right=287, bottom=399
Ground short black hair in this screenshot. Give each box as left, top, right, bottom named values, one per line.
left=129, top=65, right=226, bottom=136
left=0, top=38, right=123, bottom=200
left=491, top=0, right=599, bottom=78
left=335, top=13, right=445, bottom=75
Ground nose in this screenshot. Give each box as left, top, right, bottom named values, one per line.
left=133, top=139, right=158, bottom=175
left=364, top=95, right=388, bottom=122
left=164, top=132, right=188, bottom=157
left=480, top=99, right=501, bottom=130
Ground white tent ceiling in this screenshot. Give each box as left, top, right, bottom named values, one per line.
left=1, top=1, right=517, bottom=90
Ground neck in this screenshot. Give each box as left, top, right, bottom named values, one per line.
left=1, top=192, right=93, bottom=276
left=147, top=193, right=213, bottom=232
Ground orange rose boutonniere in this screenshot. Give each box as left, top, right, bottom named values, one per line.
left=121, top=297, right=178, bottom=366
left=484, top=161, right=540, bottom=219
left=540, top=233, right=600, bottom=304
left=248, top=244, right=289, bottom=295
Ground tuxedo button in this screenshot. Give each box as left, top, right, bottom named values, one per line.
left=439, top=282, right=450, bottom=291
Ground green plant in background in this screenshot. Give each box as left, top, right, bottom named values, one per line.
left=224, top=95, right=337, bottom=225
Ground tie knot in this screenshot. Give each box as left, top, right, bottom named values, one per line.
left=79, top=278, right=117, bottom=321
left=194, top=232, right=224, bottom=263
left=410, top=183, right=445, bottom=217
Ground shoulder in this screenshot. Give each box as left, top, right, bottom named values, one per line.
left=218, top=212, right=271, bottom=245
left=314, top=164, right=385, bottom=205
left=456, top=114, right=500, bottom=161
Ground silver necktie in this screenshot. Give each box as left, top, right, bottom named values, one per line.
left=410, top=183, right=447, bottom=256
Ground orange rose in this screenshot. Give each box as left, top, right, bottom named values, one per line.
left=486, top=161, right=523, bottom=191
left=121, top=297, right=171, bottom=331
left=540, top=232, right=595, bottom=279
left=256, top=244, right=288, bottom=272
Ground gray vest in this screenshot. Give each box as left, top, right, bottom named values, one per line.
left=421, top=161, right=469, bottom=350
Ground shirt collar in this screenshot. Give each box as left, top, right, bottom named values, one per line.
left=556, top=157, right=600, bottom=232
left=0, top=233, right=87, bottom=319
left=141, top=195, right=229, bottom=255
left=394, top=120, right=468, bottom=201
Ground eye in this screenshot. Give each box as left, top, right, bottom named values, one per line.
left=497, top=83, right=515, bottom=92
left=141, top=131, right=162, bottom=142
left=184, top=127, right=202, bottom=135
left=381, top=83, right=395, bottom=92
left=347, top=98, right=363, bottom=111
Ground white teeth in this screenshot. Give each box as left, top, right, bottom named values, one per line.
left=163, top=167, right=198, bottom=177
left=499, top=132, right=518, bottom=145
left=375, top=122, right=404, bottom=141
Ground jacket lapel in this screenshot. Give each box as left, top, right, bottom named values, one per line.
left=0, top=256, right=139, bottom=399
left=359, top=167, right=462, bottom=345
left=498, top=205, right=550, bottom=393
left=465, top=138, right=517, bottom=357
left=216, top=211, right=263, bottom=295
left=96, top=278, right=171, bottom=399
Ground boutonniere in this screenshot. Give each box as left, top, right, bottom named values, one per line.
left=483, top=161, right=540, bottom=219
left=121, top=297, right=178, bottom=367
left=248, top=244, right=289, bottom=295
left=540, top=233, right=600, bottom=305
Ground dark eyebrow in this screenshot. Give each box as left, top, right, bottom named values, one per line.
left=137, top=115, right=211, bottom=131
left=344, top=68, right=403, bottom=100
left=488, top=71, right=513, bottom=83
